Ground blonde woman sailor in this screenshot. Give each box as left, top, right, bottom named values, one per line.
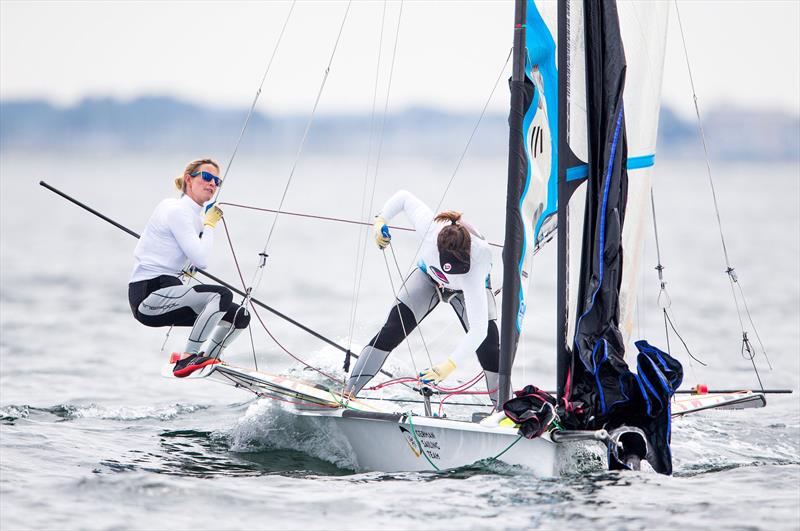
left=345, top=190, right=500, bottom=408
left=127, top=159, right=250, bottom=377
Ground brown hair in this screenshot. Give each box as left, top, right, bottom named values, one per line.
left=435, top=210, right=471, bottom=262
left=174, top=158, right=220, bottom=193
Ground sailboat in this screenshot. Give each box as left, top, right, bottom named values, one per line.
left=158, top=0, right=765, bottom=475
left=41, top=0, right=775, bottom=475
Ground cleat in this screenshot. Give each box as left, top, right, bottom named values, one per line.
left=173, top=353, right=220, bottom=378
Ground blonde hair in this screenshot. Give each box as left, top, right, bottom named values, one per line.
left=434, top=210, right=470, bottom=262
left=174, top=158, right=220, bottom=193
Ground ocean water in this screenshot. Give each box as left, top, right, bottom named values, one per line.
left=1, top=154, right=798, bottom=530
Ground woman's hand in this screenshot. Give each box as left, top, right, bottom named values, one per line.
left=204, top=205, right=224, bottom=229
left=419, top=358, right=457, bottom=384
left=373, top=216, right=391, bottom=249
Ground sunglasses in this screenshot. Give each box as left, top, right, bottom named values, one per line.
left=189, top=171, right=221, bottom=187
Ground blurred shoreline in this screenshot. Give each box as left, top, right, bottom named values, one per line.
left=2, top=96, right=798, bottom=162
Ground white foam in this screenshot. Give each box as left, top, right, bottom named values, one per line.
left=227, top=399, right=358, bottom=470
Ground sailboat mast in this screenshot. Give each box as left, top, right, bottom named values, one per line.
left=499, top=0, right=528, bottom=406
left=555, top=0, right=569, bottom=403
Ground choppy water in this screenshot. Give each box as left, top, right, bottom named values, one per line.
left=1, top=154, right=799, bottom=530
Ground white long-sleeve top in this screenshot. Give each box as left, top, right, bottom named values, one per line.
left=129, top=195, right=214, bottom=283
left=380, top=190, right=492, bottom=363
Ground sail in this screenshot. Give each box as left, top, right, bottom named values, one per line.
left=499, top=0, right=558, bottom=404
left=553, top=0, right=683, bottom=475
left=616, top=4, right=670, bottom=350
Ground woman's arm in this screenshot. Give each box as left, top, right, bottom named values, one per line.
left=449, top=277, right=489, bottom=363
left=166, top=206, right=214, bottom=270
left=379, top=190, right=434, bottom=235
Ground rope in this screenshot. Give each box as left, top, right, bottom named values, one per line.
left=221, top=218, right=340, bottom=383
left=346, top=0, right=391, bottom=367
left=406, top=413, right=440, bottom=471
left=245, top=0, right=354, bottom=310
left=674, top=0, right=769, bottom=389
left=213, top=0, right=297, bottom=204
left=407, top=412, right=524, bottom=471
left=343, top=0, right=407, bottom=381
left=488, top=434, right=524, bottom=462
left=395, top=47, right=513, bottom=275
left=649, top=188, right=706, bottom=369
left=380, top=250, right=422, bottom=375
left=218, top=201, right=504, bottom=247
left=389, top=246, right=433, bottom=364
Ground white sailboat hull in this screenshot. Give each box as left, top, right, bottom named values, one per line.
left=295, top=409, right=563, bottom=474
left=172, top=362, right=567, bottom=474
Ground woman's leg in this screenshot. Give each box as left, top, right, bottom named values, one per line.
left=345, top=269, right=440, bottom=396
left=134, top=284, right=234, bottom=355
left=205, top=304, right=251, bottom=359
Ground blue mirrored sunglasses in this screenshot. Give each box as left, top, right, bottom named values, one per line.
left=189, top=171, right=221, bottom=186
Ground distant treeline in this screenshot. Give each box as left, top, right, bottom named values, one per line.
left=1, top=96, right=797, bottom=161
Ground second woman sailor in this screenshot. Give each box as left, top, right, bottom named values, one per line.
left=345, top=190, right=500, bottom=408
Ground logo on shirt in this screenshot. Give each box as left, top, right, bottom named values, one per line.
left=429, top=266, right=449, bottom=284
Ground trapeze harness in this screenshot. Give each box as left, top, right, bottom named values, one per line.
left=345, top=190, right=500, bottom=406
left=127, top=195, right=249, bottom=358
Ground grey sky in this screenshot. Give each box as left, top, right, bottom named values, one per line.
left=1, top=1, right=798, bottom=118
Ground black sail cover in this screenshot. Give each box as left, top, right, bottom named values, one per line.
left=562, top=1, right=684, bottom=475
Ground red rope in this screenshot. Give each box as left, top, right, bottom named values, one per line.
left=365, top=377, right=419, bottom=391
left=219, top=201, right=503, bottom=248
left=220, top=218, right=339, bottom=383
left=430, top=371, right=484, bottom=393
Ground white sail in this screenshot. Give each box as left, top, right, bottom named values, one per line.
left=564, top=0, right=590, bottom=348
left=617, top=3, right=670, bottom=353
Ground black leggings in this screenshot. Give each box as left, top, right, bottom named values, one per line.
left=128, top=275, right=250, bottom=355
left=128, top=276, right=249, bottom=329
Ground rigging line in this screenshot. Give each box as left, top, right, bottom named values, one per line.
left=651, top=186, right=704, bottom=377
left=674, top=1, right=770, bottom=376
left=382, top=249, right=421, bottom=375
left=389, top=245, right=434, bottom=366
left=222, top=218, right=340, bottom=383
left=381, top=250, right=420, bottom=377
left=214, top=0, right=297, bottom=204
left=364, top=0, right=405, bottom=218
left=246, top=316, right=259, bottom=372
left=222, top=218, right=260, bottom=369
left=252, top=0, right=354, bottom=289
left=347, top=0, right=391, bottom=360
left=359, top=396, right=490, bottom=408
left=218, top=201, right=505, bottom=247
left=220, top=202, right=412, bottom=233
left=735, top=283, right=772, bottom=369
left=650, top=186, right=674, bottom=359
left=340, top=0, right=406, bottom=386
left=664, top=310, right=707, bottom=367
left=396, top=47, right=513, bottom=275
left=347, top=0, right=407, bottom=365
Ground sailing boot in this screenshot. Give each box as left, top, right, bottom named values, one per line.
left=172, top=352, right=220, bottom=378
left=204, top=324, right=243, bottom=360
left=484, top=370, right=501, bottom=411
left=345, top=345, right=392, bottom=396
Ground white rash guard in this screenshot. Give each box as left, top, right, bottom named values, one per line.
left=379, top=190, right=492, bottom=363
left=130, top=195, right=214, bottom=283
